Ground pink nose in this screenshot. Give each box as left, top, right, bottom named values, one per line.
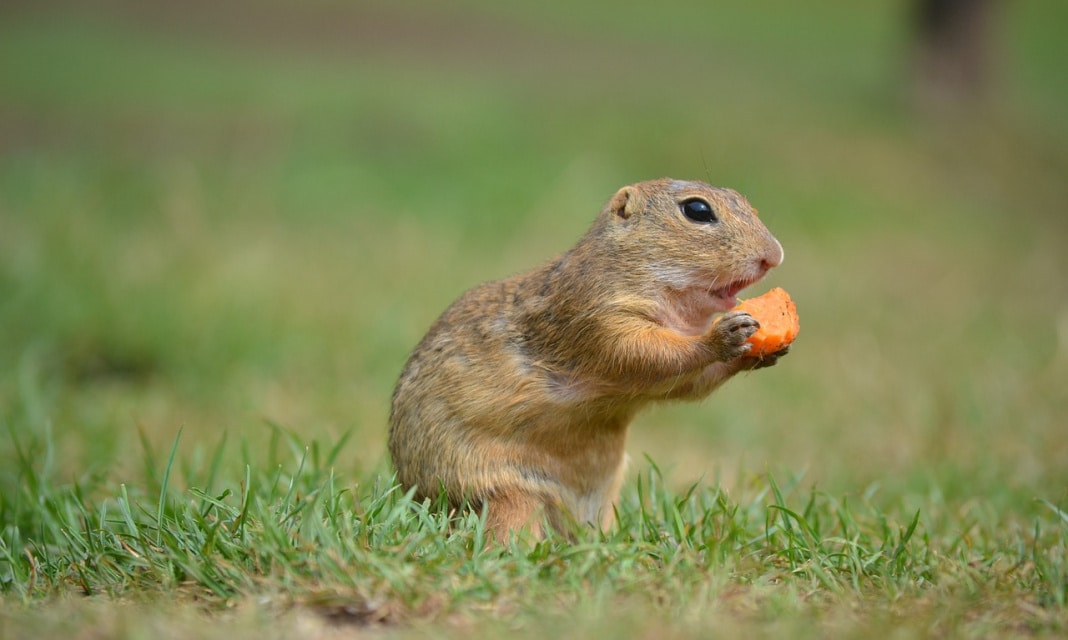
left=761, top=238, right=785, bottom=271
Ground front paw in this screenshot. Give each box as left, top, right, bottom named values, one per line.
left=708, top=311, right=759, bottom=361
left=743, top=345, right=790, bottom=370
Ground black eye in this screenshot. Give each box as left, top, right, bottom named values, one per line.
left=680, top=198, right=717, bottom=223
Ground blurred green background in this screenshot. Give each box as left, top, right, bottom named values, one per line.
left=1, top=0, right=1066, bottom=511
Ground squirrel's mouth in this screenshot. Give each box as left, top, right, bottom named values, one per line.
left=660, top=273, right=765, bottom=333
left=708, top=276, right=760, bottom=310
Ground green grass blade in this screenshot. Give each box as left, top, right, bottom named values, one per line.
left=156, top=428, right=183, bottom=546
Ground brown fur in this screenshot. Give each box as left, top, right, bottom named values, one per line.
left=389, top=179, right=787, bottom=540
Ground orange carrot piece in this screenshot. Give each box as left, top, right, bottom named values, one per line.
left=733, top=287, right=799, bottom=357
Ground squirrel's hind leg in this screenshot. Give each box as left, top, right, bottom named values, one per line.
left=483, top=488, right=555, bottom=543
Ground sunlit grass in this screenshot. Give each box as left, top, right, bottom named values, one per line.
left=2, top=427, right=1064, bottom=637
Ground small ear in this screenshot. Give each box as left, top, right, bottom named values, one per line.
left=608, top=186, right=639, bottom=220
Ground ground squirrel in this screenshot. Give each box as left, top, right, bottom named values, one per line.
left=389, top=178, right=788, bottom=539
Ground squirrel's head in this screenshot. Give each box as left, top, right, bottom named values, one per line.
left=597, top=178, right=784, bottom=312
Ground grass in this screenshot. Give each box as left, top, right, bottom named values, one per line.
left=1, top=0, right=1067, bottom=637
left=3, top=426, right=1064, bottom=638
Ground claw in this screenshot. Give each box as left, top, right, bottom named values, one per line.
left=748, top=345, right=790, bottom=370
